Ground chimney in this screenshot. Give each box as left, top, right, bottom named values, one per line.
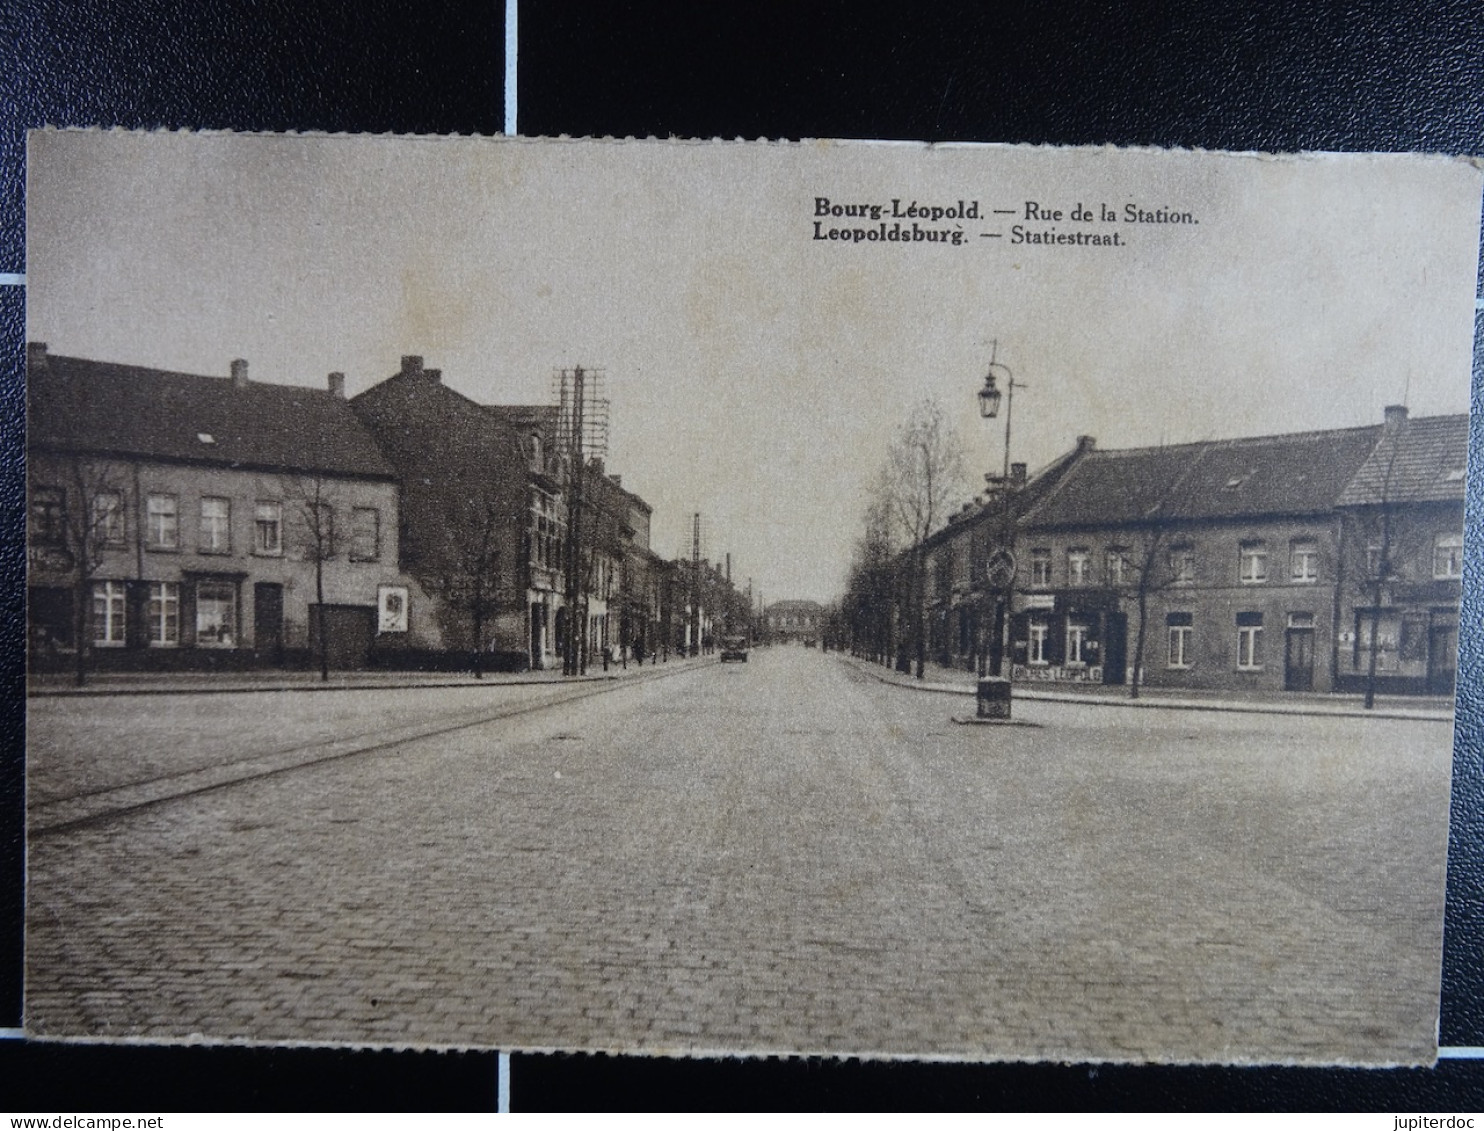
left=400, top=355, right=424, bottom=377
left=609, top=474, right=622, bottom=487
left=327, top=371, right=346, bottom=399
left=1075, top=435, right=1097, bottom=453
left=424, top=368, right=442, bottom=383
left=230, top=358, right=249, bottom=387
left=1383, top=404, right=1409, bottom=434
left=1010, top=462, right=1027, bottom=488
left=26, top=341, right=47, bottom=373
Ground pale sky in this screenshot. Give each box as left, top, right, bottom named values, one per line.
left=26, top=132, right=1482, bottom=603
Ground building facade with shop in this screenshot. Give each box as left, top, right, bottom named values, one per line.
left=1332, top=407, right=1469, bottom=697
left=1006, top=412, right=1460, bottom=695
left=27, top=345, right=435, bottom=672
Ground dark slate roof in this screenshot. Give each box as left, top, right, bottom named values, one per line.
left=28, top=353, right=395, bottom=479
left=1335, top=414, right=1470, bottom=506
left=485, top=404, right=559, bottom=439
left=1023, top=424, right=1385, bottom=529
left=924, top=438, right=1096, bottom=548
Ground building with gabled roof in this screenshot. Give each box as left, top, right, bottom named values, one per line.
left=26, top=344, right=433, bottom=673
left=1007, top=407, right=1464, bottom=696
left=1332, top=407, right=1469, bottom=696
left=918, top=439, right=1096, bottom=674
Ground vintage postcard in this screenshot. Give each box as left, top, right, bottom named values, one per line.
left=22, top=131, right=1481, bottom=1065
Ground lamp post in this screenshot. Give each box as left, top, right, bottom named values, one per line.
left=974, top=342, right=1025, bottom=717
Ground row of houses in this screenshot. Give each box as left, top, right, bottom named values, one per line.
left=26, top=344, right=746, bottom=675
left=847, top=405, right=1468, bottom=697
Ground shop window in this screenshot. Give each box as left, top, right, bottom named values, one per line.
left=1167, top=611, right=1193, bottom=668
left=93, top=490, right=125, bottom=546
left=199, top=496, right=231, bottom=554
left=350, top=507, right=380, bottom=561
left=1030, top=549, right=1052, bottom=588
left=195, top=581, right=237, bottom=648
left=1289, top=539, right=1318, bottom=582
left=1236, top=611, right=1264, bottom=670
left=254, top=501, right=282, bottom=556
left=146, top=493, right=178, bottom=550
left=92, top=580, right=126, bottom=645
left=1239, top=541, right=1268, bottom=584
left=1354, top=609, right=1402, bottom=672
left=1433, top=532, right=1463, bottom=579
left=148, top=581, right=179, bottom=646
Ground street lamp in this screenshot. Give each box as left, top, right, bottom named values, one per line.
left=975, top=342, right=1025, bottom=718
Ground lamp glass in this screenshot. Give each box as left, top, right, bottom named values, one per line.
left=978, top=377, right=1002, bottom=419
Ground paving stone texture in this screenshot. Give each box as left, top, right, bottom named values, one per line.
left=25, top=647, right=1453, bottom=1064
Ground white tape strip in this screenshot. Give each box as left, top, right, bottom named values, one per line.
left=498, top=1050, right=511, bottom=1112
left=504, top=0, right=518, bottom=136
left=0, top=273, right=25, bottom=286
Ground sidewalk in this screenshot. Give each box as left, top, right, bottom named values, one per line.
left=27, top=652, right=716, bottom=697
left=840, top=653, right=1456, bottom=722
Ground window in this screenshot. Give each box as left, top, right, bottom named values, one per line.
left=1239, top=541, right=1268, bottom=584
left=1365, top=543, right=1386, bottom=580
left=254, top=501, right=283, bottom=556
left=30, top=486, right=66, bottom=545
left=1030, top=549, right=1052, bottom=588
left=1289, top=539, right=1318, bottom=582
left=1169, top=546, right=1196, bottom=585
left=351, top=507, right=380, bottom=561
left=195, top=581, right=236, bottom=647
left=1067, top=549, right=1090, bottom=587
left=1167, top=611, right=1193, bottom=668
left=1066, top=622, right=1089, bottom=665
left=1434, top=532, right=1463, bottom=579
left=92, top=580, right=126, bottom=645
left=148, top=581, right=179, bottom=646
left=199, top=496, right=231, bottom=553
left=146, top=493, right=178, bottom=549
left=1028, top=619, right=1049, bottom=665
left=1236, top=611, right=1263, bottom=671
left=93, top=490, right=125, bottom=546
left=1106, top=547, right=1129, bottom=587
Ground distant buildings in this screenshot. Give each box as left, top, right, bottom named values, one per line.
left=766, top=599, right=826, bottom=641
left=857, top=406, right=1468, bottom=698
left=27, top=345, right=747, bottom=675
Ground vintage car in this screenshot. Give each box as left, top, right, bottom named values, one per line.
left=719, top=635, right=750, bottom=662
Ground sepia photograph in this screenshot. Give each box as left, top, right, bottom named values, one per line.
left=21, top=129, right=1481, bottom=1065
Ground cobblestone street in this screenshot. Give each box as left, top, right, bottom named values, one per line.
left=25, top=647, right=1453, bottom=1064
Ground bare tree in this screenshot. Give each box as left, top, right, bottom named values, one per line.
left=878, top=398, right=966, bottom=679
left=1357, top=429, right=1406, bottom=710
left=35, top=456, right=128, bottom=687
left=844, top=488, right=898, bottom=666
left=437, top=491, right=507, bottom=679
left=1120, top=521, right=1176, bottom=700
left=282, top=472, right=339, bottom=682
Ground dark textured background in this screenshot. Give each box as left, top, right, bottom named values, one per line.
left=3, top=0, right=1482, bottom=1111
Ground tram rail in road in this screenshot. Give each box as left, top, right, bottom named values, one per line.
left=28, top=660, right=710, bottom=836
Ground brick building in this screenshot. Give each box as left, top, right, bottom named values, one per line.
left=27, top=345, right=434, bottom=672
left=349, top=356, right=534, bottom=670
left=887, top=405, right=1467, bottom=698
left=1333, top=408, right=1468, bottom=696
